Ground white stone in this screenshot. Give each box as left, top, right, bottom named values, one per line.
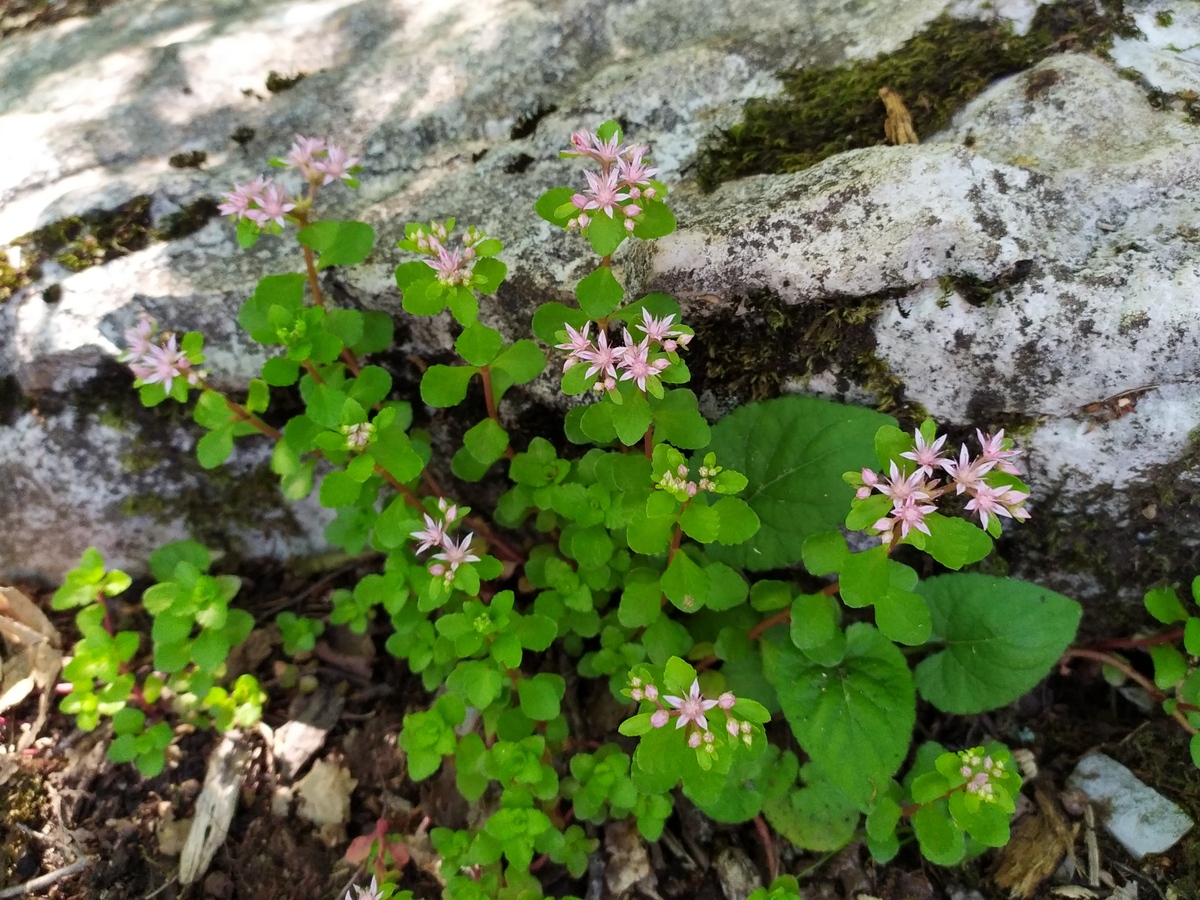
left=1068, top=752, right=1193, bottom=858
left=1111, top=0, right=1200, bottom=96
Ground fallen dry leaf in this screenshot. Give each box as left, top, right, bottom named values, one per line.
left=879, top=86, right=919, bottom=145
left=0, top=586, right=62, bottom=740
left=994, top=786, right=1077, bottom=899
left=294, top=757, right=357, bottom=846
left=1050, top=888, right=1097, bottom=899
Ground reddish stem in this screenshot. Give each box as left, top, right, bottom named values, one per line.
left=1084, top=628, right=1186, bottom=651
left=479, top=365, right=516, bottom=460
left=754, top=814, right=778, bottom=882
left=223, top=396, right=283, bottom=441
left=302, top=360, right=326, bottom=385
left=303, top=245, right=326, bottom=307
left=1061, top=647, right=1198, bottom=734
left=644, top=425, right=653, bottom=459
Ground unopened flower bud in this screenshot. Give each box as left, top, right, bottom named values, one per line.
left=727, top=719, right=740, bottom=736
left=644, top=684, right=658, bottom=701
left=631, top=688, right=643, bottom=701
left=651, top=709, right=669, bottom=729
left=688, top=732, right=702, bottom=748
left=686, top=482, right=698, bottom=497
left=718, top=692, right=735, bottom=710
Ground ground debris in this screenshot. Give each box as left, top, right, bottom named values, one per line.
left=995, top=786, right=1077, bottom=898
left=180, top=731, right=249, bottom=885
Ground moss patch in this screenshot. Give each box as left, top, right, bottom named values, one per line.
left=689, top=287, right=926, bottom=425
left=1, top=195, right=219, bottom=303
left=38, top=359, right=305, bottom=562
left=0, top=0, right=120, bottom=38
left=697, top=0, right=1137, bottom=189
left=265, top=70, right=307, bottom=93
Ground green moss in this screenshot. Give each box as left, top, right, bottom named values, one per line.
left=168, top=150, right=208, bottom=169
left=157, top=197, right=220, bottom=241
left=1, top=195, right=219, bottom=304
left=690, top=288, right=926, bottom=425
left=697, top=0, right=1137, bottom=189
left=265, top=71, right=307, bottom=93
left=1155, top=10, right=1174, bottom=27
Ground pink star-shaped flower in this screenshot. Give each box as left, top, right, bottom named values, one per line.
left=664, top=679, right=718, bottom=731
left=555, top=322, right=594, bottom=371
left=976, top=429, right=1022, bottom=476
left=410, top=514, right=447, bottom=554
left=315, top=145, right=359, bottom=185
left=574, top=169, right=629, bottom=218
left=433, top=533, right=480, bottom=572
left=579, top=330, right=622, bottom=380
left=900, top=430, right=950, bottom=478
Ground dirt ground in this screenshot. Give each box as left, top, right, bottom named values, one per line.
left=1, top=561, right=1195, bottom=900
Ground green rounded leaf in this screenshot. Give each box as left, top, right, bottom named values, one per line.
left=705, top=397, right=894, bottom=571
left=914, top=574, right=1082, bottom=714
left=575, top=266, right=624, bottom=319
left=297, top=220, right=376, bottom=270
left=776, top=623, right=914, bottom=807
left=420, top=365, right=476, bottom=408
left=456, top=322, right=504, bottom=367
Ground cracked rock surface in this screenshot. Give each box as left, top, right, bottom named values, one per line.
left=2, top=0, right=1199, bottom=590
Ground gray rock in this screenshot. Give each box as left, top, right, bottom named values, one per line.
left=1, top=0, right=1199, bottom=585
left=0, top=0, right=1032, bottom=579
left=1067, top=752, right=1194, bottom=858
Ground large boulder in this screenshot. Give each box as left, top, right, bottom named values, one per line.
left=2, top=0, right=1198, bottom=598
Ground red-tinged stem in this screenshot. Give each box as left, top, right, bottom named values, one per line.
left=302, top=360, right=325, bottom=385
left=303, top=245, right=326, bottom=307
left=373, top=465, right=427, bottom=513
left=599, top=255, right=612, bottom=268
left=1084, top=628, right=1186, bottom=651
left=479, top=365, right=516, bottom=460
left=96, top=589, right=114, bottom=637
left=660, top=522, right=685, bottom=608
left=696, top=581, right=840, bottom=670
left=754, top=814, right=778, bottom=882
left=296, top=203, right=364, bottom=375
left=223, top=396, right=283, bottom=441
left=644, top=425, right=653, bottom=459
left=1061, top=647, right=1199, bottom=734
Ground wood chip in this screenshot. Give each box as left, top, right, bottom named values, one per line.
left=994, top=786, right=1077, bottom=899
left=294, top=757, right=356, bottom=846
left=180, top=731, right=249, bottom=885
left=273, top=686, right=344, bottom=782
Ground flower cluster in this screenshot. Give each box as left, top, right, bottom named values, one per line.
left=341, top=422, right=376, bottom=450
left=403, top=220, right=488, bottom=287
left=629, top=676, right=753, bottom=753
left=556, top=309, right=691, bottom=393
left=119, top=315, right=206, bottom=393
left=410, top=500, right=479, bottom=582
left=852, top=427, right=1030, bottom=544
left=218, top=135, right=359, bottom=228
left=282, top=135, right=359, bottom=187
left=658, top=460, right=719, bottom=497
left=957, top=746, right=1006, bottom=802
left=561, top=129, right=660, bottom=233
